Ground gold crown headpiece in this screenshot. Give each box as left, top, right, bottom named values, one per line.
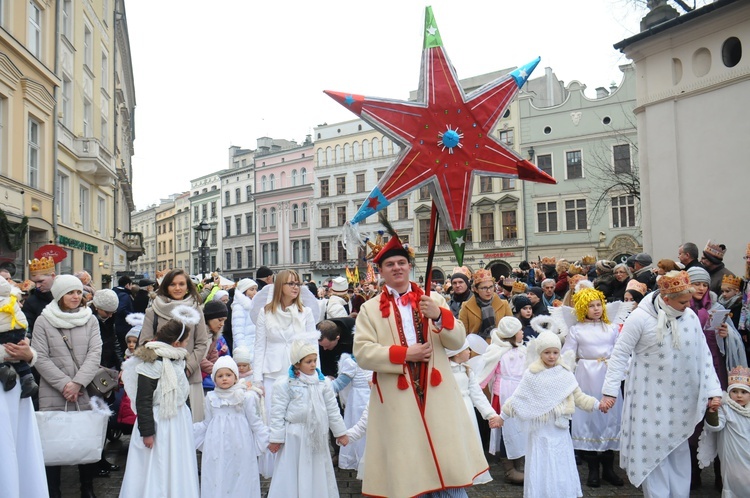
left=512, top=281, right=527, bottom=293
left=473, top=269, right=495, bottom=285
left=728, top=366, right=750, bottom=388
left=657, top=270, right=692, bottom=295
left=722, top=274, right=742, bottom=291
left=568, top=264, right=585, bottom=276
left=581, top=255, right=596, bottom=265
left=28, top=257, right=55, bottom=276
left=540, top=257, right=556, bottom=266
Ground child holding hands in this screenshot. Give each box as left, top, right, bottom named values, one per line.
left=119, top=306, right=201, bottom=498
left=267, top=340, right=348, bottom=497
left=498, top=331, right=607, bottom=498
left=193, top=356, right=269, bottom=498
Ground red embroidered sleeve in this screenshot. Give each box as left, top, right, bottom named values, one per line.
left=389, top=345, right=408, bottom=364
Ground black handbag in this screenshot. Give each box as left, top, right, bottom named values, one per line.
left=58, top=330, right=119, bottom=397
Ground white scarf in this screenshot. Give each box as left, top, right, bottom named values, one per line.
left=144, top=342, right=187, bottom=419
left=655, top=295, right=683, bottom=349
left=151, top=294, right=199, bottom=321
left=725, top=391, right=750, bottom=418
left=508, top=360, right=578, bottom=428
left=297, top=371, right=328, bottom=453
left=40, top=300, right=93, bottom=329
left=211, top=384, right=248, bottom=411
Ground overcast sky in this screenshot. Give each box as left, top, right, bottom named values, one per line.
left=126, top=0, right=682, bottom=211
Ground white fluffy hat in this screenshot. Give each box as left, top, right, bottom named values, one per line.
left=233, top=345, right=252, bottom=365
left=125, top=312, right=145, bottom=339
left=211, top=356, right=239, bottom=384
left=51, top=274, right=83, bottom=301
left=93, top=289, right=119, bottom=313
left=289, top=340, right=317, bottom=365
left=331, top=276, right=348, bottom=293
left=495, top=316, right=523, bottom=339
left=236, top=278, right=258, bottom=296
left=445, top=339, right=470, bottom=358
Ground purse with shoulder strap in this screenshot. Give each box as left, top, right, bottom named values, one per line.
left=58, top=329, right=119, bottom=397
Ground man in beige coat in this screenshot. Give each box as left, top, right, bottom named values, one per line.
left=354, top=236, right=488, bottom=497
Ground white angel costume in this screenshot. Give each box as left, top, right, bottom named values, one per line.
left=335, top=354, right=372, bottom=471
left=119, top=342, right=199, bottom=498
left=267, top=369, right=347, bottom=497
left=345, top=405, right=369, bottom=480
left=193, top=387, right=269, bottom=497
left=500, top=332, right=599, bottom=498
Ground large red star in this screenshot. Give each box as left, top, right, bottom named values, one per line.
left=325, top=8, right=555, bottom=234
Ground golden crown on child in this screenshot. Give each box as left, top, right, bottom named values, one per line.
left=728, top=366, right=750, bottom=387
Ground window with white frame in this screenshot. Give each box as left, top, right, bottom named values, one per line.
left=261, top=209, right=267, bottom=228
left=261, top=176, right=267, bottom=191
left=301, top=203, right=307, bottom=224
left=245, top=184, right=252, bottom=201
left=270, top=243, right=278, bottom=265
left=269, top=174, right=275, bottom=190
left=536, top=201, right=558, bottom=232
left=101, top=47, right=109, bottom=90
left=27, top=118, right=40, bottom=188
left=292, top=204, right=299, bottom=225
left=246, top=213, right=253, bottom=233
left=246, top=248, right=253, bottom=268
left=566, top=150, right=583, bottom=179
left=270, top=207, right=276, bottom=228
left=79, top=184, right=90, bottom=231
left=83, top=97, right=92, bottom=136
left=613, top=144, right=631, bottom=174
left=62, top=76, right=72, bottom=128
left=28, top=2, right=42, bottom=58
left=611, top=195, right=637, bottom=228
left=235, top=216, right=241, bottom=235
left=301, top=240, right=310, bottom=263
left=293, top=241, right=300, bottom=264
left=83, top=22, right=93, bottom=69
left=236, top=250, right=242, bottom=269
left=97, top=196, right=106, bottom=235
left=62, top=0, right=72, bottom=40
left=291, top=169, right=298, bottom=186
left=498, top=129, right=514, bottom=146
left=301, top=168, right=307, bottom=184
left=225, top=251, right=231, bottom=270
left=224, top=218, right=231, bottom=235
left=56, top=170, right=70, bottom=223
left=564, top=199, right=587, bottom=231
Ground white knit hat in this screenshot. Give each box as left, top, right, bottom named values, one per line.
left=232, top=345, right=252, bottom=365
left=51, top=274, right=83, bottom=301
left=0, top=279, right=28, bottom=332
left=534, top=331, right=562, bottom=353
left=289, top=340, right=317, bottom=365
left=236, top=278, right=258, bottom=296
left=445, top=339, right=470, bottom=358
left=93, top=289, right=119, bottom=313
left=211, top=356, right=239, bottom=384
left=496, top=316, right=523, bottom=339
left=331, top=276, right=348, bottom=293
left=213, top=290, right=229, bottom=301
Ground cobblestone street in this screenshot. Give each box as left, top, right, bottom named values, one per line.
left=60, top=434, right=723, bottom=498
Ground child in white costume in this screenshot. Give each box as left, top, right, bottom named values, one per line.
left=267, top=341, right=348, bottom=497
left=345, top=404, right=369, bottom=480
left=479, top=316, right=528, bottom=485
left=560, top=283, right=624, bottom=488
left=446, top=339, right=501, bottom=485
left=330, top=353, right=372, bottom=471
left=698, top=365, right=750, bottom=496
left=499, top=331, right=602, bottom=498
left=120, top=306, right=200, bottom=498
left=193, top=356, right=269, bottom=498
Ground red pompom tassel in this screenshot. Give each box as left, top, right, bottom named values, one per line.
left=397, top=374, right=409, bottom=390
left=430, top=368, right=442, bottom=386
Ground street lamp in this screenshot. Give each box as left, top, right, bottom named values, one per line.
left=195, top=220, right=211, bottom=279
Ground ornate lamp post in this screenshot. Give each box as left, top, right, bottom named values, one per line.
left=195, top=220, right=211, bottom=279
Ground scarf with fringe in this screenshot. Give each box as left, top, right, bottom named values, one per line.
left=655, top=294, right=684, bottom=349
left=296, top=370, right=328, bottom=453
left=210, top=383, right=248, bottom=412
left=40, top=301, right=93, bottom=329
left=151, top=294, right=199, bottom=321
left=144, top=341, right=187, bottom=419
left=508, top=360, right=577, bottom=428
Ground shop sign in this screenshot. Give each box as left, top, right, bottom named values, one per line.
left=34, top=244, right=68, bottom=263
left=483, top=252, right=515, bottom=259
left=58, top=235, right=98, bottom=253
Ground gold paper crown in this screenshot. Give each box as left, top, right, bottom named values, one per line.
left=722, top=274, right=742, bottom=290
left=451, top=266, right=472, bottom=279
left=568, top=264, right=585, bottom=276
left=703, top=240, right=726, bottom=260
left=581, top=255, right=596, bottom=265
left=512, top=281, right=527, bottom=293
left=657, top=270, right=692, bottom=295
left=540, top=257, right=556, bottom=266
left=728, top=366, right=750, bottom=387
left=625, top=279, right=647, bottom=296
left=28, top=257, right=55, bottom=276
left=473, top=269, right=494, bottom=285
left=568, top=274, right=586, bottom=289
left=501, top=277, right=516, bottom=287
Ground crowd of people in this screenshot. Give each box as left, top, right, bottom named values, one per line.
left=0, top=237, right=748, bottom=497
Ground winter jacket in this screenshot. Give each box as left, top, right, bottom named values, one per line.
left=21, top=288, right=53, bottom=336
left=230, top=291, right=256, bottom=351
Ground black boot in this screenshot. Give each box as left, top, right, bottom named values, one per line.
left=46, top=466, right=62, bottom=498
left=714, top=458, right=722, bottom=492
left=0, top=363, right=17, bottom=391
left=601, top=450, right=624, bottom=486
left=98, top=457, right=120, bottom=472
left=80, top=481, right=97, bottom=498
left=20, top=374, right=38, bottom=399
left=583, top=451, right=601, bottom=488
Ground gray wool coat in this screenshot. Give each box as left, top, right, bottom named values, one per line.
left=30, top=313, right=103, bottom=411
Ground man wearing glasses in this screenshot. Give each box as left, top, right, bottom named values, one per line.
left=458, top=269, right=512, bottom=342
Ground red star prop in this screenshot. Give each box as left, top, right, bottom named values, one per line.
left=325, top=7, right=555, bottom=234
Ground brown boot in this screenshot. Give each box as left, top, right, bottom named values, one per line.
left=501, top=458, right=524, bottom=485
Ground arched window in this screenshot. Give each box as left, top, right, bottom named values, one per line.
left=353, top=141, right=361, bottom=161
left=301, top=202, right=308, bottom=223
left=280, top=172, right=286, bottom=188
left=335, top=145, right=342, bottom=163
left=261, top=176, right=267, bottom=192
left=317, top=148, right=325, bottom=166
left=372, top=137, right=380, bottom=157
left=326, top=147, right=333, bottom=164
left=291, top=169, right=298, bottom=186
left=301, top=168, right=307, bottom=184
left=343, top=143, right=351, bottom=161
left=261, top=208, right=267, bottom=228
left=270, top=207, right=277, bottom=227
left=292, top=203, right=299, bottom=225
left=382, top=137, right=390, bottom=155
left=393, top=142, right=400, bottom=154
left=292, top=241, right=300, bottom=264
left=269, top=174, right=275, bottom=190
left=362, top=139, right=370, bottom=159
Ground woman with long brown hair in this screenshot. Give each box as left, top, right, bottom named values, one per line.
left=139, top=269, right=209, bottom=422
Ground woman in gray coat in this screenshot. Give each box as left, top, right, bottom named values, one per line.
left=31, top=274, right=103, bottom=498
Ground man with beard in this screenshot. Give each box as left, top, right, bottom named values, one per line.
left=447, top=266, right=472, bottom=318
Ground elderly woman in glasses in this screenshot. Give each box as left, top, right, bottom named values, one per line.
left=252, top=269, right=318, bottom=415
left=608, top=263, right=632, bottom=303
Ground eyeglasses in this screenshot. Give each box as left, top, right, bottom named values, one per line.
left=614, top=271, right=628, bottom=275
left=477, top=286, right=494, bottom=292
left=284, top=282, right=301, bottom=288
